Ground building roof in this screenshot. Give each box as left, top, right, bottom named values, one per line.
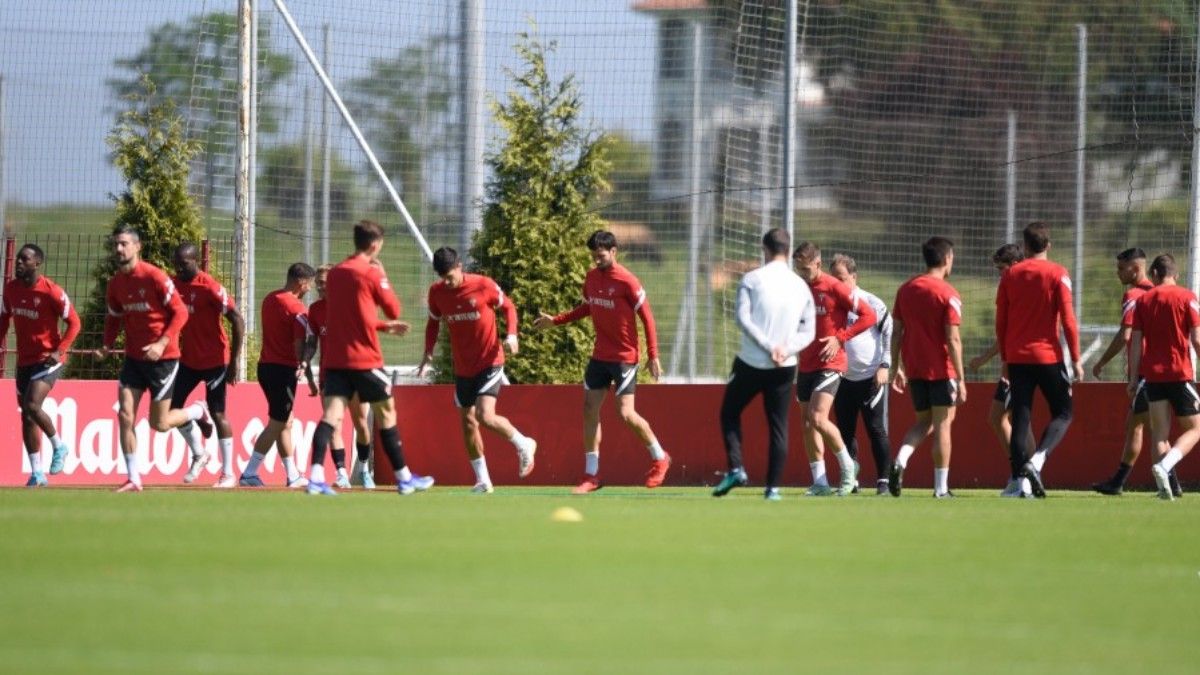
left=632, top=0, right=709, bottom=12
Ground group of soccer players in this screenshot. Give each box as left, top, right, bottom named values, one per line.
left=3, top=220, right=1196, bottom=498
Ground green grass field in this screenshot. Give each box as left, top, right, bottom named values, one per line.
left=1, top=487, right=1197, bottom=673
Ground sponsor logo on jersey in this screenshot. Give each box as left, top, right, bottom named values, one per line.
left=12, top=307, right=39, bottom=320
left=588, top=296, right=616, bottom=309
left=124, top=302, right=153, bottom=312
left=447, top=311, right=482, bottom=322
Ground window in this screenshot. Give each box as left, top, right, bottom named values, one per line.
left=659, top=19, right=687, bottom=80
left=658, top=119, right=684, bottom=180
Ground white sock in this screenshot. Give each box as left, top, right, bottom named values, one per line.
left=28, top=451, right=42, bottom=473
left=310, top=463, right=325, bottom=484
left=471, top=457, right=491, bottom=485
left=185, top=402, right=205, bottom=422
left=244, top=451, right=265, bottom=477
left=1160, top=448, right=1184, bottom=473
left=219, top=437, right=234, bottom=475
left=49, top=434, right=63, bottom=448
left=809, top=460, right=828, bottom=487
left=124, top=453, right=141, bottom=485
left=356, top=458, right=371, bottom=475
left=895, top=444, right=916, bottom=469
left=336, top=467, right=349, bottom=480
left=283, top=456, right=298, bottom=481
left=396, top=466, right=413, bottom=483
left=1031, top=450, right=1047, bottom=472
left=510, top=430, right=533, bottom=453
left=584, top=451, right=600, bottom=476
left=934, top=468, right=949, bottom=494
left=647, top=440, right=666, bottom=461
left=834, top=449, right=853, bottom=472
left=180, top=422, right=203, bottom=457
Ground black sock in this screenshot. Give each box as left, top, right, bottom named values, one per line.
left=1168, top=469, right=1182, bottom=494
left=1113, top=462, right=1133, bottom=486
left=379, top=426, right=406, bottom=472
left=331, top=449, right=346, bottom=470
left=356, top=442, right=372, bottom=463
left=311, top=421, right=334, bottom=468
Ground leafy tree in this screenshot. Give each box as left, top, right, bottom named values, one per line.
left=108, top=12, right=294, bottom=212
left=71, top=77, right=207, bottom=378
left=431, top=27, right=611, bottom=384
left=259, top=143, right=357, bottom=224
left=598, top=132, right=653, bottom=222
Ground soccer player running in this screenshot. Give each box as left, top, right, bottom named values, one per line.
left=98, top=227, right=214, bottom=493
left=888, top=237, right=965, bottom=498
left=170, top=243, right=246, bottom=488
left=1128, top=254, right=1200, bottom=501
left=417, top=247, right=538, bottom=493
left=791, top=242, right=877, bottom=496
left=0, top=244, right=81, bottom=487
left=829, top=253, right=893, bottom=495
left=238, top=262, right=316, bottom=488
left=968, top=243, right=1035, bottom=497
left=712, top=228, right=815, bottom=500
left=1091, top=248, right=1182, bottom=497
left=533, top=230, right=670, bottom=494
left=995, top=222, right=1083, bottom=498
left=308, top=220, right=434, bottom=496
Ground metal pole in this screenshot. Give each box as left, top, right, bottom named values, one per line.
left=1006, top=109, right=1016, bottom=243
left=1189, top=6, right=1200, bottom=296
left=0, top=75, right=6, bottom=239
left=686, top=19, right=704, bottom=379
left=320, top=23, right=331, bottom=264
left=783, top=0, right=797, bottom=245
left=759, top=113, right=771, bottom=233
left=461, top=0, right=485, bottom=256
left=234, top=0, right=252, bottom=382
left=303, top=84, right=314, bottom=265
left=248, top=0, right=259, bottom=332
left=272, top=0, right=433, bottom=260
left=1074, top=23, right=1086, bottom=323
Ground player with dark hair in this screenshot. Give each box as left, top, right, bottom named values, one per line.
left=307, top=220, right=434, bottom=496
left=888, top=237, right=964, bottom=498
left=969, top=243, right=1035, bottom=496
left=238, top=262, right=316, bottom=488
left=1091, top=248, right=1181, bottom=496
left=98, top=227, right=214, bottom=492
left=418, top=247, right=537, bottom=493
left=791, top=241, right=877, bottom=496
left=534, top=229, right=670, bottom=494
left=170, top=242, right=246, bottom=488
left=713, top=228, right=815, bottom=500
left=1128, top=254, right=1200, bottom=500
left=996, top=221, right=1083, bottom=498
left=828, top=253, right=893, bottom=495
left=1, top=243, right=81, bottom=486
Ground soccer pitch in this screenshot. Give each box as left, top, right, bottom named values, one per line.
left=1, top=488, right=1196, bottom=674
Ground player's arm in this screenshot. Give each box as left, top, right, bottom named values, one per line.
left=783, top=291, right=817, bottom=361
left=889, top=315, right=907, bottom=394
left=417, top=314, right=441, bottom=377
left=1092, top=327, right=1131, bottom=379
left=1057, top=273, right=1083, bottom=381
left=54, top=292, right=82, bottom=364
left=0, top=296, right=11, bottom=349
left=836, top=287, right=877, bottom=342
left=969, top=341, right=1000, bottom=372
left=499, top=290, right=519, bottom=354
left=100, top=283, right=123, bottom=358
left=946, top=322, right=966, bottom=405
left=1127, top=328, right=1144, bottom=398
left=632, top=285, right=660, bottom=379
left=370, top=266, right=403, bottom=320
left=873, top=296, right=893, bottom=386
left=995, top=274, right=1009, bottom=364
left=535, top=302, right=589, bottom=330
left=144, top=277, right=187, bottom=361
left=225, top=305, right=246, bottom=385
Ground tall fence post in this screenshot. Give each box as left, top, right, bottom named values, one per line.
left=1189, top=7, right=1200, bottom=297
left=320, top=22, right=331, bottom=265
left=0, top=238, right=15, bottom=378
left=460, top=0, right=485, bottom=256
left=1074, top=23, right=1086, bottom=324
left=783, top=0, right=797, bottom=246
left=234, top=0, right=252, bottom=383
left=1006, top=109, right=1016, bottom=244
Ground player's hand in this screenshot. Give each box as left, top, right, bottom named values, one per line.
left=225, top=363, right=241, bottom=387
left=648, top=357, right=662, bottom=381
left=817, top=335, right=841, bottom=362
left=141, top=338, right=168, bottom=362
left=382, top=320, right=409, bottom=337
left=1072, top=360, right=1085, bottom=383
left=504, top=335, right=519, bottom=355
left=48, top=350, right=64, bottom=366
left=1127, top=379, right=1139, bottom=399
left=416, top=353, right=432, bottom=377
left=533, top=312, right=556, bottom=331
left=955, top=378, right=967, bottom=405
left=968, top=355, right=986, bottom=372
left=770, top=346, right=790, bottom=366
left=890, top=368, right=907, bottom=394
left=874, top=367, right=889, bottom=387
left=1091, top=362, right=1104, bottom=379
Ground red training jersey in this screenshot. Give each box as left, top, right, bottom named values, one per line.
left=323, top=254, right=401, bottom=370
left=259, top=289, right=311, bottom=368
left=892, top=274, right=962, bottom=380
left=1120, top=278, right=1154, bottom=377
left=799, top=272, right=876, bottom=373
left=309, top=298, right=328, bottom=365
left=996, top=258, right=1080, bottom=365
left=553, top=263, right=658, bottom=364
left=175, top=271, right=236, bottom=370
left=0, top=276, right=81, bottom=367
left=104, top=260, right=187, bottom=360
left=425, top=273, right=518, bottom=377
left=1132, top=283, right=1200, bottom=383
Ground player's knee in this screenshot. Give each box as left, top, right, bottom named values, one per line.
left=117, top=408, right=137, bottom=429
left=21, top=399, right=42, bottom=420
left=149, top=417, right=174, bottom=433
left=619, top=409, right=641, bottom=427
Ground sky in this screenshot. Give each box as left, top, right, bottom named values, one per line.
left=0, top=0, right=660, bottom=206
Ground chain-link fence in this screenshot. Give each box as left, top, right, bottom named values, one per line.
left=2, top=1, right=1199, bottom=381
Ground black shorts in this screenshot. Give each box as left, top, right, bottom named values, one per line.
left=323, top=367, right=392, bottom=404
left=1145, top=381, right=1200, bottom=417
left=795, top=369, right=841, bottom=403
left=992, top=378, right=1012, bottom=409
left=1130, top=378, right=1150, bottom=416
left=454, top=366, right=507, bottom=408
left=170, top=364, right=229, bottom=414
left=119, top=358, right=180, bottom=402
left=15, top=360, right=64, bottom=399
left=910, top=378, right=958, bottom=412
left=257, top=362, right=298, bottom=422
left=584, top=359, right=638, bottom=396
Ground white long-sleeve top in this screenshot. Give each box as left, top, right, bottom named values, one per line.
left=843, top=286, right=893, bottom=381
left=735, top=259, right=816, bottom=370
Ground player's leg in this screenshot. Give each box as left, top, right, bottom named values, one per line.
left=115, top=383, right=146, bottom=492
left=987, top=380, right=1012, bottom=457
left=614, top=392, right=671, bottom=488
left=930, top=401, right=957, bottom=498
left=575, top=361, right=609, bottom=493
left=349, top=396, right=375, bottom=488
left=242, top=363, right=298, bottom=486
left=475, top=394, right=537, bottom=480
left=832, top=380, right=861, bottom=467
left=890, top=380, right=933, bottom=497
left=806, top=381, right=856, bottom=495
left=860, top=380, right=893, bottom=494
left=307, top=391, right=349, bottom=488
left=1022, top=364, right=1074, bottom=498
left=714, top=358, right=759, bottom=496
left=1152, top=383, right=1200, bottom=499
left=460, top=405, right=492, bottom=492
left=17, top=373, right=49, bottom=485
left=206, top=370, right=237, bottom=488
left=795, top=372, right=830, bottom=494
left=760, top=365, right=794, bottom=499
left=1146, top=394, right=1176, bottom=499
left=369, top=392, right=434, bottom=495
left=1095, top=380, right=1148, bottom=495
left=1006, top=364, right=1038, bottom=488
